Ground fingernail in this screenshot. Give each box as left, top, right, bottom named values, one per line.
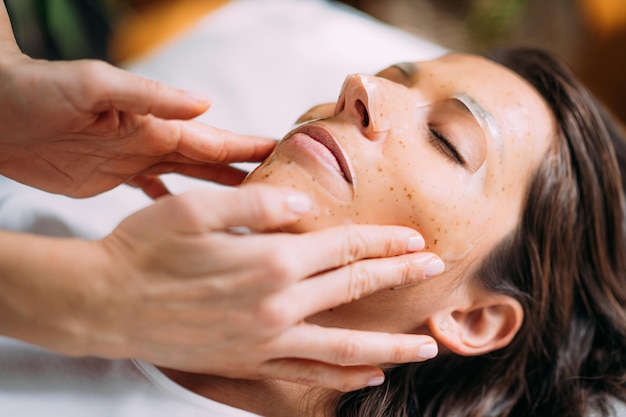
left=418, top=343, right=438, bottom=360
left=185, top=91, right=212, bottom=103
left=286, top=192, right=312, bottom=214
left=367, top=375, right=385, bottom=386
left=425, top=258, right=445, bottom=277
left=407, top=235, right=425, bottom=251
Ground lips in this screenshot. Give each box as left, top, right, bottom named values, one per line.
left=291, top=124, right=353, bottom=184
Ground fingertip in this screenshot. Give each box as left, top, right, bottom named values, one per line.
left=151, top=88, right=211, bottom=119
left=417, top=343, right=439, bottom=360
left=199, top=184, right=312, bottom=232
left=238, top=184, right=312, bottom=228
left=185, top=91, right=213, bottom=106
left=343, top=367, right=385, bottom=391
left=366, top=374, right=385, bottom=387
left=110, top=70, right=211, bottom=119
left=424, top=258, right=445, bottom=277
left=406, top=234, right=425, bottom=251
left=126, top=175, right=171, bottom=200
left=285, top=191, right=312, bottom=214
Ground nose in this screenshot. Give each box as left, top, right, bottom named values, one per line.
left=334, top=74, right=392, bottom=142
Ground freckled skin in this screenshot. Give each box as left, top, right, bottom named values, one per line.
left=244, top=53, right=556, bottom=333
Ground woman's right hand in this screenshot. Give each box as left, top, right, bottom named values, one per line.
left=3, top=185, right=442, bottom=392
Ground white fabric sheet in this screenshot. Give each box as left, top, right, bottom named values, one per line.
left=0, top=337, right=260, bottom=417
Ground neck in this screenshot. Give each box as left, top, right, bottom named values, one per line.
left=160, top=368, right=337, bottom=417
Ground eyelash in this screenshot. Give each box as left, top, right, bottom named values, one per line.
left=428, top=127, right=464, bottom=165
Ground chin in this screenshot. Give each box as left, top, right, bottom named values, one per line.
left=244, top=160, right=356, bottom=233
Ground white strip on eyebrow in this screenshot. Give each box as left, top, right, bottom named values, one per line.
left=392, top=62, right=418, bottom=78
left=453, top=93, right=502, bottom=146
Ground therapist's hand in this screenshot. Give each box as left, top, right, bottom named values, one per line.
left=5, top=184, right=441, bottom=392
left=0, top=42, right=275, bottom=197
left=98, top=185, right=441, bottom=391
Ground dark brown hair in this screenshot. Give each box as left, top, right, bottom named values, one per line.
left=333, top=48, right=626, bottom=416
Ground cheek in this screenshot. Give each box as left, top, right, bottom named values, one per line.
left=244, top=155, right=355, bottom=232
left=349, top=145, right=496, bottom=263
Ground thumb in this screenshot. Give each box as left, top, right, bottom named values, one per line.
left=178, top=184, right=313, bottom=233
left=84, top=61, right=211, bottom=120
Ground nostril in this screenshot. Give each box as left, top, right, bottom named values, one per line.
left=356, top=99, right=370, bottom=127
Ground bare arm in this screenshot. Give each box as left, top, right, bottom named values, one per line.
left=0, top=185, right=441, bottom=391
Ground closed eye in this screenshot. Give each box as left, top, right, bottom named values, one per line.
left=428, top=127, right=465, bottom=165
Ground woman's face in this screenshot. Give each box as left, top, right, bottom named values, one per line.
left=244, top=53, right=555, bottom=333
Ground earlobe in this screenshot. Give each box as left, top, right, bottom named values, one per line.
left=427, top=294, right=524, bottom=356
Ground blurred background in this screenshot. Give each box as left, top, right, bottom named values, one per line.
left=5, top=0, right=626, bottom=126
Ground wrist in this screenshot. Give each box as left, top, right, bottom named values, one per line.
left=0, top=232, right=116, bottom=357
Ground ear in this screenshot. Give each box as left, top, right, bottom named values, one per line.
left=427, top=293, right=523, bottom=356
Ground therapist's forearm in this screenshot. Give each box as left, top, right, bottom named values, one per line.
left=0, top=230, right=108, bottom=354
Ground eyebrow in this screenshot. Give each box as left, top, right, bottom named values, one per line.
left=392, top=62, right=418, bottom=78
left=387, top=64, right=503, bottom=148
left=452, top=93, right=502, bottom=146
